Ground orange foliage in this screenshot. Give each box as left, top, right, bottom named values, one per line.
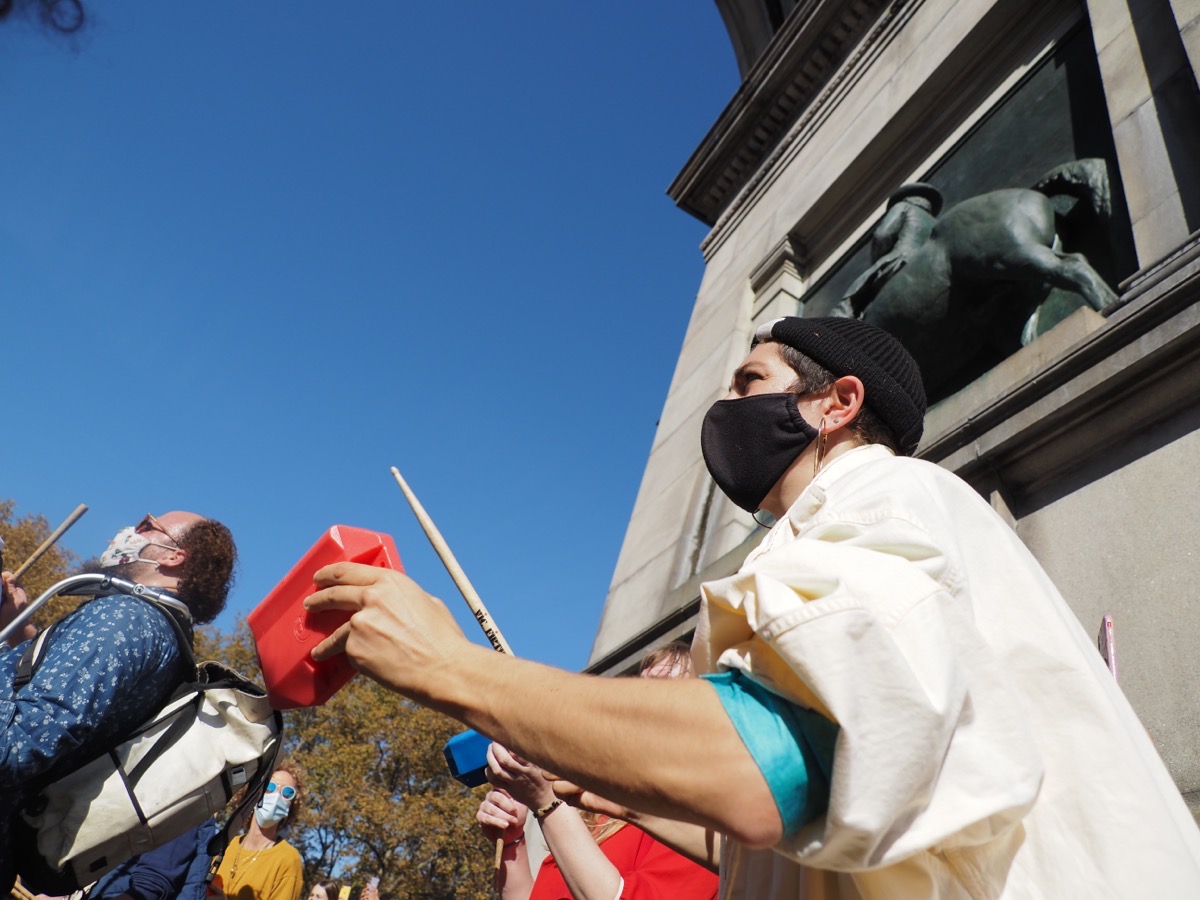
left=0, top=500, right=84, bottom=631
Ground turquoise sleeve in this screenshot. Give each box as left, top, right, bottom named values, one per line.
left=702, top=670, right=838, bottom=836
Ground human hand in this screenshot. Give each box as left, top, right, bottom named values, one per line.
left=477, top=787, right=528, bottom=844
left=305, top=563, right=472, bottom=703
left=486, top=742, right=557, bottom=811
left=1, top=572, right=35, bottom=642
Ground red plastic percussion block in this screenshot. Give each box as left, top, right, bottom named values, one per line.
left=248, top=525, right=403, bottom=709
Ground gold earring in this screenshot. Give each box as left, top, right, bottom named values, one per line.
left=814, top=418, right=829, bottom=477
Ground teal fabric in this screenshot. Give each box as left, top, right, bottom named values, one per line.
left=703, top=670, right=838, bottom=836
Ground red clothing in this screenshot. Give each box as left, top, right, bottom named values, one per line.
left=528, top=824, right=718, bottom=900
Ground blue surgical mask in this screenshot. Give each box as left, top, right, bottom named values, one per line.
left=255, top=790, right=292, bottom=829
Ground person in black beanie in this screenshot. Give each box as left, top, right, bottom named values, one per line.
left=699, top=316, right=926, bottom=517
left=305, top=315, right=1200, bottom=899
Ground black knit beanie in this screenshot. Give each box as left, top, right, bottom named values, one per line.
left=753, top=316, right=927, bottom=454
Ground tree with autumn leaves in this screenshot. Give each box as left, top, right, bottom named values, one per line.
left=0, top=500, right=85, bottom=629
left=2, top=501, right=497, bottom=899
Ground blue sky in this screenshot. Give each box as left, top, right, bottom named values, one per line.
left=0, top=3, right=739, bottom=672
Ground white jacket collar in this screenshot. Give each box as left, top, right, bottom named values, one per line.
left=752, top=444, right=896, bottom=559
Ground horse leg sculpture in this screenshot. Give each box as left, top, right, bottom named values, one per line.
left=1052, top=251, right=1119, bottom=311
left=1005, top=241, right=1118, bottom=312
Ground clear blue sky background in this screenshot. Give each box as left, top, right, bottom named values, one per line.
left=1, top=3, right=739, bottom=672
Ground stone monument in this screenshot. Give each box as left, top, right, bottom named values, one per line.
left=592, top=0, right=1200, bottom=823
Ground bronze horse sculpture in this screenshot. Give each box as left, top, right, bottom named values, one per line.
left=835, top=160, right=1119, bottom=399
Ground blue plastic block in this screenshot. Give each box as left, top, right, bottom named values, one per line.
left=444, top=728, right=492, bottom=787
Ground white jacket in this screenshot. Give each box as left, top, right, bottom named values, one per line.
left=695, top=444, right=1200, bottom=898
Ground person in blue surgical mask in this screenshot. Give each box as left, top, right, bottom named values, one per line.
left=213, top=764, right=304, bottom=900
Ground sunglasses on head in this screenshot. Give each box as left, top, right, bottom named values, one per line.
left=266, top=781, right=297, bottom=799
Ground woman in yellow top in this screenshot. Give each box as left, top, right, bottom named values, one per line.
left=214, top=765, right=305, bottom=900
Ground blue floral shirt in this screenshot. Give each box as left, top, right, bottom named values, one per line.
left=0, top=593, right=188, bottom=887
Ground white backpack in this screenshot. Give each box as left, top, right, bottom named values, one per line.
left=11, top=580, right=283, bottom=894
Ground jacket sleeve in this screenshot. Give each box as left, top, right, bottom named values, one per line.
left=123, top=825, right=202, bottom=900
left=697, top=528, right=1043, bottom=871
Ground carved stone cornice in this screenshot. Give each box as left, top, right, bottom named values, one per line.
left=667, top=0, right=897, bottom=228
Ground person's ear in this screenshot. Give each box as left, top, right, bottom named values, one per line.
left=157, top=547, right=188, bottom=571
left=822, top=375, right=865, bottom=433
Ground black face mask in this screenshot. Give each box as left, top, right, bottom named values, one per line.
left=701, top=392, right=818, bottom=513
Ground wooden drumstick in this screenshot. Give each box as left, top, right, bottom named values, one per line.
left=11, top=503, right=88, bottom=581
left=390, top=467, right=515, bottom=868
left=389, top=467, right=513, bottom=655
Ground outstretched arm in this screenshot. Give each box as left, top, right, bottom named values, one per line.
left=307, top=564, right=783, bottom=848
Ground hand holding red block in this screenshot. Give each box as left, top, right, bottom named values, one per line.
left=248, top=525, right=403, bottom=709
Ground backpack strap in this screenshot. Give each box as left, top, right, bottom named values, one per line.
left=136, top=593, right=197, bottom=677
left=14, top=589, right=197, bottom=689
left=14, top=622, right=61, bottom=689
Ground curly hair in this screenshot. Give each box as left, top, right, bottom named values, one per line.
left=230, top=757, right=307, bottom=834
left=175, top=518, right=237, bottom=624
left=274, top=758, right=307, bottom=826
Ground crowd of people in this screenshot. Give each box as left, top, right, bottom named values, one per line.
left=3, top=316, right=1200, bottom=898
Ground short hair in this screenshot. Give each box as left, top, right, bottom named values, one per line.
left=175, top=518, right=237, bottom=625
left=754, top=316, right=926, bottom=453
left=314, top=880, right=340, bottom=899
left=773, top=342, right=904, bottom=454
left=638, top=640, right=694, bottom=678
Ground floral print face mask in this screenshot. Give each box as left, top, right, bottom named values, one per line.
left=98, top=527, right=169, bottom=568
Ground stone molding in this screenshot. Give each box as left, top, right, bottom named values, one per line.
left=748, top=234, right=807, bottom=319
left=668, top=0, right=897, bottom=228
left=586, top=532, right=760, bottom=676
